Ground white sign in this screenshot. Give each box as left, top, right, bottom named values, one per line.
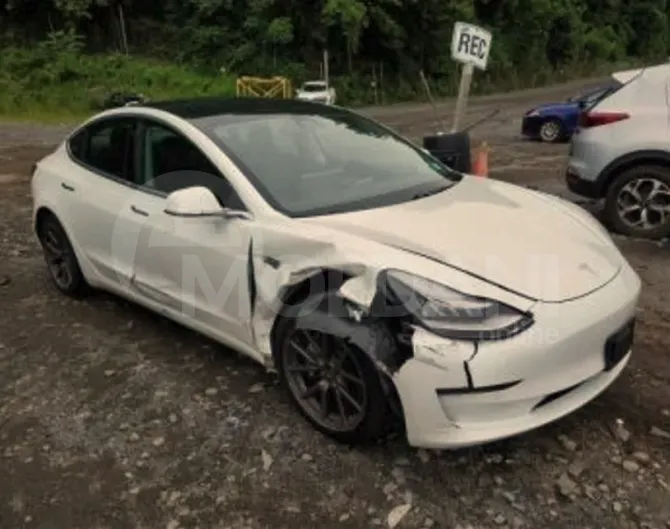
left=451, top=22, right=492, bottom=71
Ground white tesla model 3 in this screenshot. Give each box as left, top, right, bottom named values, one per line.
left=30, top=97, right=641, bottom=449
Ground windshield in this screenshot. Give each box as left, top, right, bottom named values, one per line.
left=302, top=83, right=327, bottom=92
left=193, top=109, right=460, bottom=217
left=579, top=87, right=608, bottom=104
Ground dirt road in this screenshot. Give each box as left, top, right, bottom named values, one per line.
left=1, top=80, right=669, bottom=529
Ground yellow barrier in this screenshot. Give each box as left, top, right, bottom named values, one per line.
left=236, top=76, right=292, bottom=98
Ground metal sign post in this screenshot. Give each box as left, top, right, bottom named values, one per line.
left=449, top=22, right=492, bottom=133
left=451, top=63, right=474, bottom=133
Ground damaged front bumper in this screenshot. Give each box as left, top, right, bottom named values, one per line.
left=393, top=262, right=640, bottom=449
left=247, top=224, right=640, bottom=450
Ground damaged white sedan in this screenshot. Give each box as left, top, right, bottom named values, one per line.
left=31, top=97, right=641, bottom=449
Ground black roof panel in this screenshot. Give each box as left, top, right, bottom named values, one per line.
left=144, top=97, right=341, bottom=119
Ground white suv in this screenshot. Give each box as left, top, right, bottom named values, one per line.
left=566, top=63, right=670, bottom=239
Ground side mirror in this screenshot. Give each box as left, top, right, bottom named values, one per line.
left=164, top=186, right=225, bottom=217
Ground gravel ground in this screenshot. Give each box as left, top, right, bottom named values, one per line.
left=1, top=79, right=669, bottom=529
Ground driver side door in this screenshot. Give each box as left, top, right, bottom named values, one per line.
left=130, top=118, right=254, bottom=348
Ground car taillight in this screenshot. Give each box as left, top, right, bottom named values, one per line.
left=579, top=110, right=629, bottom=128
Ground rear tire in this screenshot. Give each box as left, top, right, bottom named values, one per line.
left=37, top=214, right=90, bottom=297
left=274, top=295, right=389, bottom=445
left=539, top=118, right=563, bottom=143
left=604, top=164, right=670, bottom=239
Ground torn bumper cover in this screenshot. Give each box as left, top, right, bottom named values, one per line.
left=394, top=263, right=639, bottom=449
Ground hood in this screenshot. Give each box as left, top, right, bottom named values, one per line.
left=305, top=177, right=622, bottom=303
left=532, top=101, right=578, bottom=113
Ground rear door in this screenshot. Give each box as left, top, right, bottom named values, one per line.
left=63, top=116, right=145, bottom=287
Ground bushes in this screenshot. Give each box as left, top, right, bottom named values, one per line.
left=0, top=30, right=236, bottom=119
left=1, top=0, right=669, bottom=120
left=0, top=28, right=652, bottom=121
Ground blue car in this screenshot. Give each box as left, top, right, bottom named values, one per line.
left=521, top=84, right=615, bottom=143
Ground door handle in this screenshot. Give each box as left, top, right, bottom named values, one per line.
left=130, top=205, right=149, bottom=216
left=61, top=182, right=75, bottom=191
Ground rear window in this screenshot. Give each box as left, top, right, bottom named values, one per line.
left=68, top=129, right=86, bottom=159
left=584, top=68, right=654, bottom=113
left=582, top=81, right=623, bottom=111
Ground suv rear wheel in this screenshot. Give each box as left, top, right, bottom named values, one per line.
left=605, top=164, right=670, bottom=239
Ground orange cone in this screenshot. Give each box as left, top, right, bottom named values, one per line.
left=472, top=141, right=489, bottom=177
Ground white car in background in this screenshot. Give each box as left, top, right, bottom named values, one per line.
left=31, top=97, right=640, bottom=449
left=566, top=63, right=670, bottom=239
left=295, top=80, right=336, bottom=105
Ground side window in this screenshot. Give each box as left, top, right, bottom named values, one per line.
left=140, top=121, right=245, bottom=210
left=70, top=118, right=137, bottom=183
left=68, top=129, right=86, bottom=160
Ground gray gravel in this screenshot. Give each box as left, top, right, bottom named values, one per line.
left=1, top=78, right=669, bottom=529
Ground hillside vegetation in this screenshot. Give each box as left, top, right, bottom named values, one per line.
left=0, top=0, right=667, bottom=118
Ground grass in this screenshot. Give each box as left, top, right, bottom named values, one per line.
left=0, top=48, right=237, bottom=122
left=0, top=44, right=656, bottom=123
left=0, top=110, right=89, bottom=124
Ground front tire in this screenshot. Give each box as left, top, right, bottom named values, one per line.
left=539, top=118, right=563, bottom=143
left=37, top=214, right=90, bottom=297
left=274, top=296, right=389, bottom=445
left=604, top=164, right=670, bottom=239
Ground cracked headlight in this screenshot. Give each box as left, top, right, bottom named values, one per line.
left=385, top=270, right=534, bottom=341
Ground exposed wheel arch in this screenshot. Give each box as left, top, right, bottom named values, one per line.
left=35, top=210, right=91, bottom=297
left=599, top=150, right=670, bottom=196
left=269, top=268, right=407, bottom=408
left=273, top=293, right=392, bottom=444
left=270, top=268, right=353, bottom=363
left=271, top=287, right=406, bottom=442
left=34, top=206, right=94, bottom=292
left=34, top=206, right=57, bottom=235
